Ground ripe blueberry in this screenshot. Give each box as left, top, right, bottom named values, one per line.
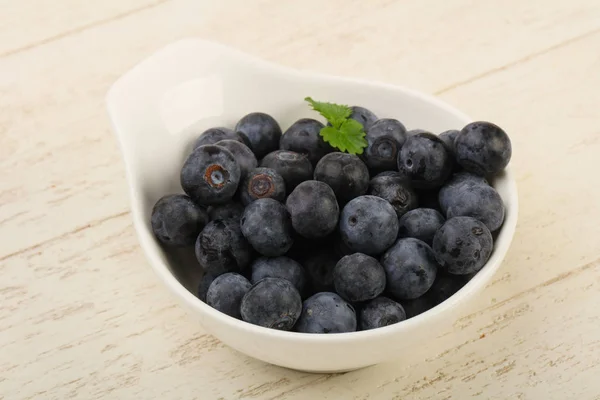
left=368, top=172, right=418, bottom=218
left=359, top=297, right=406, bottom=330
left=286, top=180, right=339, bottom=239
left=455, top=121, right=512, bottom=176
left=181, top=145, right=241, bottom=205
left=314, top=152, right=369, bottom=205
left=333, top=253, right=386, bottom=302
left=280, top=118, right=332, bottom=166
left=240, top=278, right=302, bottom=330
left=215, top=139, right=257, bottom=178
left=397, top=132, right=453, bottom=189
left=340, top=195, right=399, bottom=256
left=295, top=292, right=357, bottom=334
left=397, top=208, right=445, bottom=245
left=432, top=216, right=493, bottom=275
left=206, top=272, right=251, bottom=319
left=195, top=218, right=253, bottom=275
left=151, top=194, right=209, bottom=246
left=235, top=112, right=282, bottom=159
left=363, top=118, right=407, bottom=172
left=240, top=198, right=294, bottom=256
left=381, top=238, right=438, bottom=300
left=260, top=150, right=313, bottom=191
left=250, top=256, right=307, bottom=295
left=240, top=167, right=286, bottom=206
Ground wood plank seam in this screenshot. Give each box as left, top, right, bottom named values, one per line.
left=0, top=0, right=171, bottom=60
left=435, top=25, right=600, bottom=95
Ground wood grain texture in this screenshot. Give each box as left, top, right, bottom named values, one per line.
left=2, top=0, right=600, bottom=398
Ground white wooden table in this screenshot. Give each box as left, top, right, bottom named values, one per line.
left=2, top=0, right=600, bottom=398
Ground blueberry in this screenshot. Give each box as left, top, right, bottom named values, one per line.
left=398, top=208, right=445, bottom=245
left=363, top=118, right=407, bottom=172
left=438, top=129, right=460, bottom=157
left=432, top=216, right=493, bottom=275
left=260, top=150, right=313, bottom=191
left=455, top=121, right=512, bottom=176
left=240, top=167, right=286, bottom=206
left=240, top=277, right=302, bottom=330
left=303, top=249, right=339, bottom=293
left=359, top=297, right=406, bottom=330
left=181, top=145, right=241, bottom=205
left=235, top=112, right=282, bottom=159
left=151, top=194, right=209, bottom=246
left=349, top=106, right=378, bottom=130
left=286, top=180, right=339, bottom=239
left=195, top=219, right=253, bottom=275
left=340, top=195, right=399, bottom=256
left=381, top=238, right=438, bottom=300
left=438, top=172, right=489, bottom=215
left=280, top=118, right=332, bottom=166
left=295, top=292, right=357, bottom=333
left=333, top=253, right=386, bottom=302
left=250, top=256, right=307, bottom=294
left=314, top=152, right=369, bottom=204
left=397, top=132, right=453, bottom=189
left=207, top=202, right=244, bottom=221
left=368, top=172, right=418, bottom=218
left=215, top=139, right=258, bottom=178
left=197, top=272, right=219, bottom=302
left=240, top=198, right=294, bottom=256
left=445, top=184, right=505, bottom=232
left=194, top=127, right=247, bottom=148
left=206, top=272, right=251, bottom=319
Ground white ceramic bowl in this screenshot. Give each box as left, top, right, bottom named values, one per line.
left=106, top=39, right=518, bottom=373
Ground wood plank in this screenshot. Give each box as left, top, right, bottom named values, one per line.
left=0, top=0, right=168, bottom=56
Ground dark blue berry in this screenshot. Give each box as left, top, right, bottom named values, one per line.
left=333, top=253, right=386, bottom=302
left=314, top=152, right=369, bottom=205
left=235, top=112, right=282, bottom=159
left=260, top=150, right=313, bottom=191
left=207, top=202, right=244, bottom=221
left=250, top=256, right=307, bottom=294
left=194, top=127, right=247, bottom=148
left=368, top=172, right=418, bottom=218
left=295, top=292, right=357, bottom=333
left=215, top=139, right=257, bottom=178
left=397, top=132, right=453, bottom=189
left=381, top=238, right=438, bottom=300
left=280, top=118, right=332, bottom=166
left=445, top=184, right=505, bottom=232
left=350, top=106, right=378, bottom=130
left=206, top=273, right=251, bottom=319
left=151, top=194, right=209, bottom=246
left=438, top=129, right=460, bottom=157
left=181, top=145, right=241, bottom=205
left=397, top=208, right=445, bottom=245
left=240, top=167, right=286, bottom=206
left=359, top=297, right=406, bottom=330
left=455, top=121, right=512, bottom=176
left=195, top=219, right=253, bottom=275
left=364, top=118, right=407, bottom=172
left=340, top=195, right=399, bottom=256
left=432, top=216, right=493, bottom=275
left=438, top=172, right=489, bottom=215
left=240, top=278, right=302, bottom=330
left=240, top=198, right=294, bottom=256
left=286, top=180, right=339, bottom=239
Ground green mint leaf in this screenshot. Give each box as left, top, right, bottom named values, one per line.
left=304, top=97, right=351, bottom=128
left=319, top=119, right=367, bottom=155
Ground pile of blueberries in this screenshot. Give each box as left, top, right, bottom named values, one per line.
left=151, top=106, right=512, bottom=333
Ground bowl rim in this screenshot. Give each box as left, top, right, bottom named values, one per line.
left=107, top=39, right=519, bottom=344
